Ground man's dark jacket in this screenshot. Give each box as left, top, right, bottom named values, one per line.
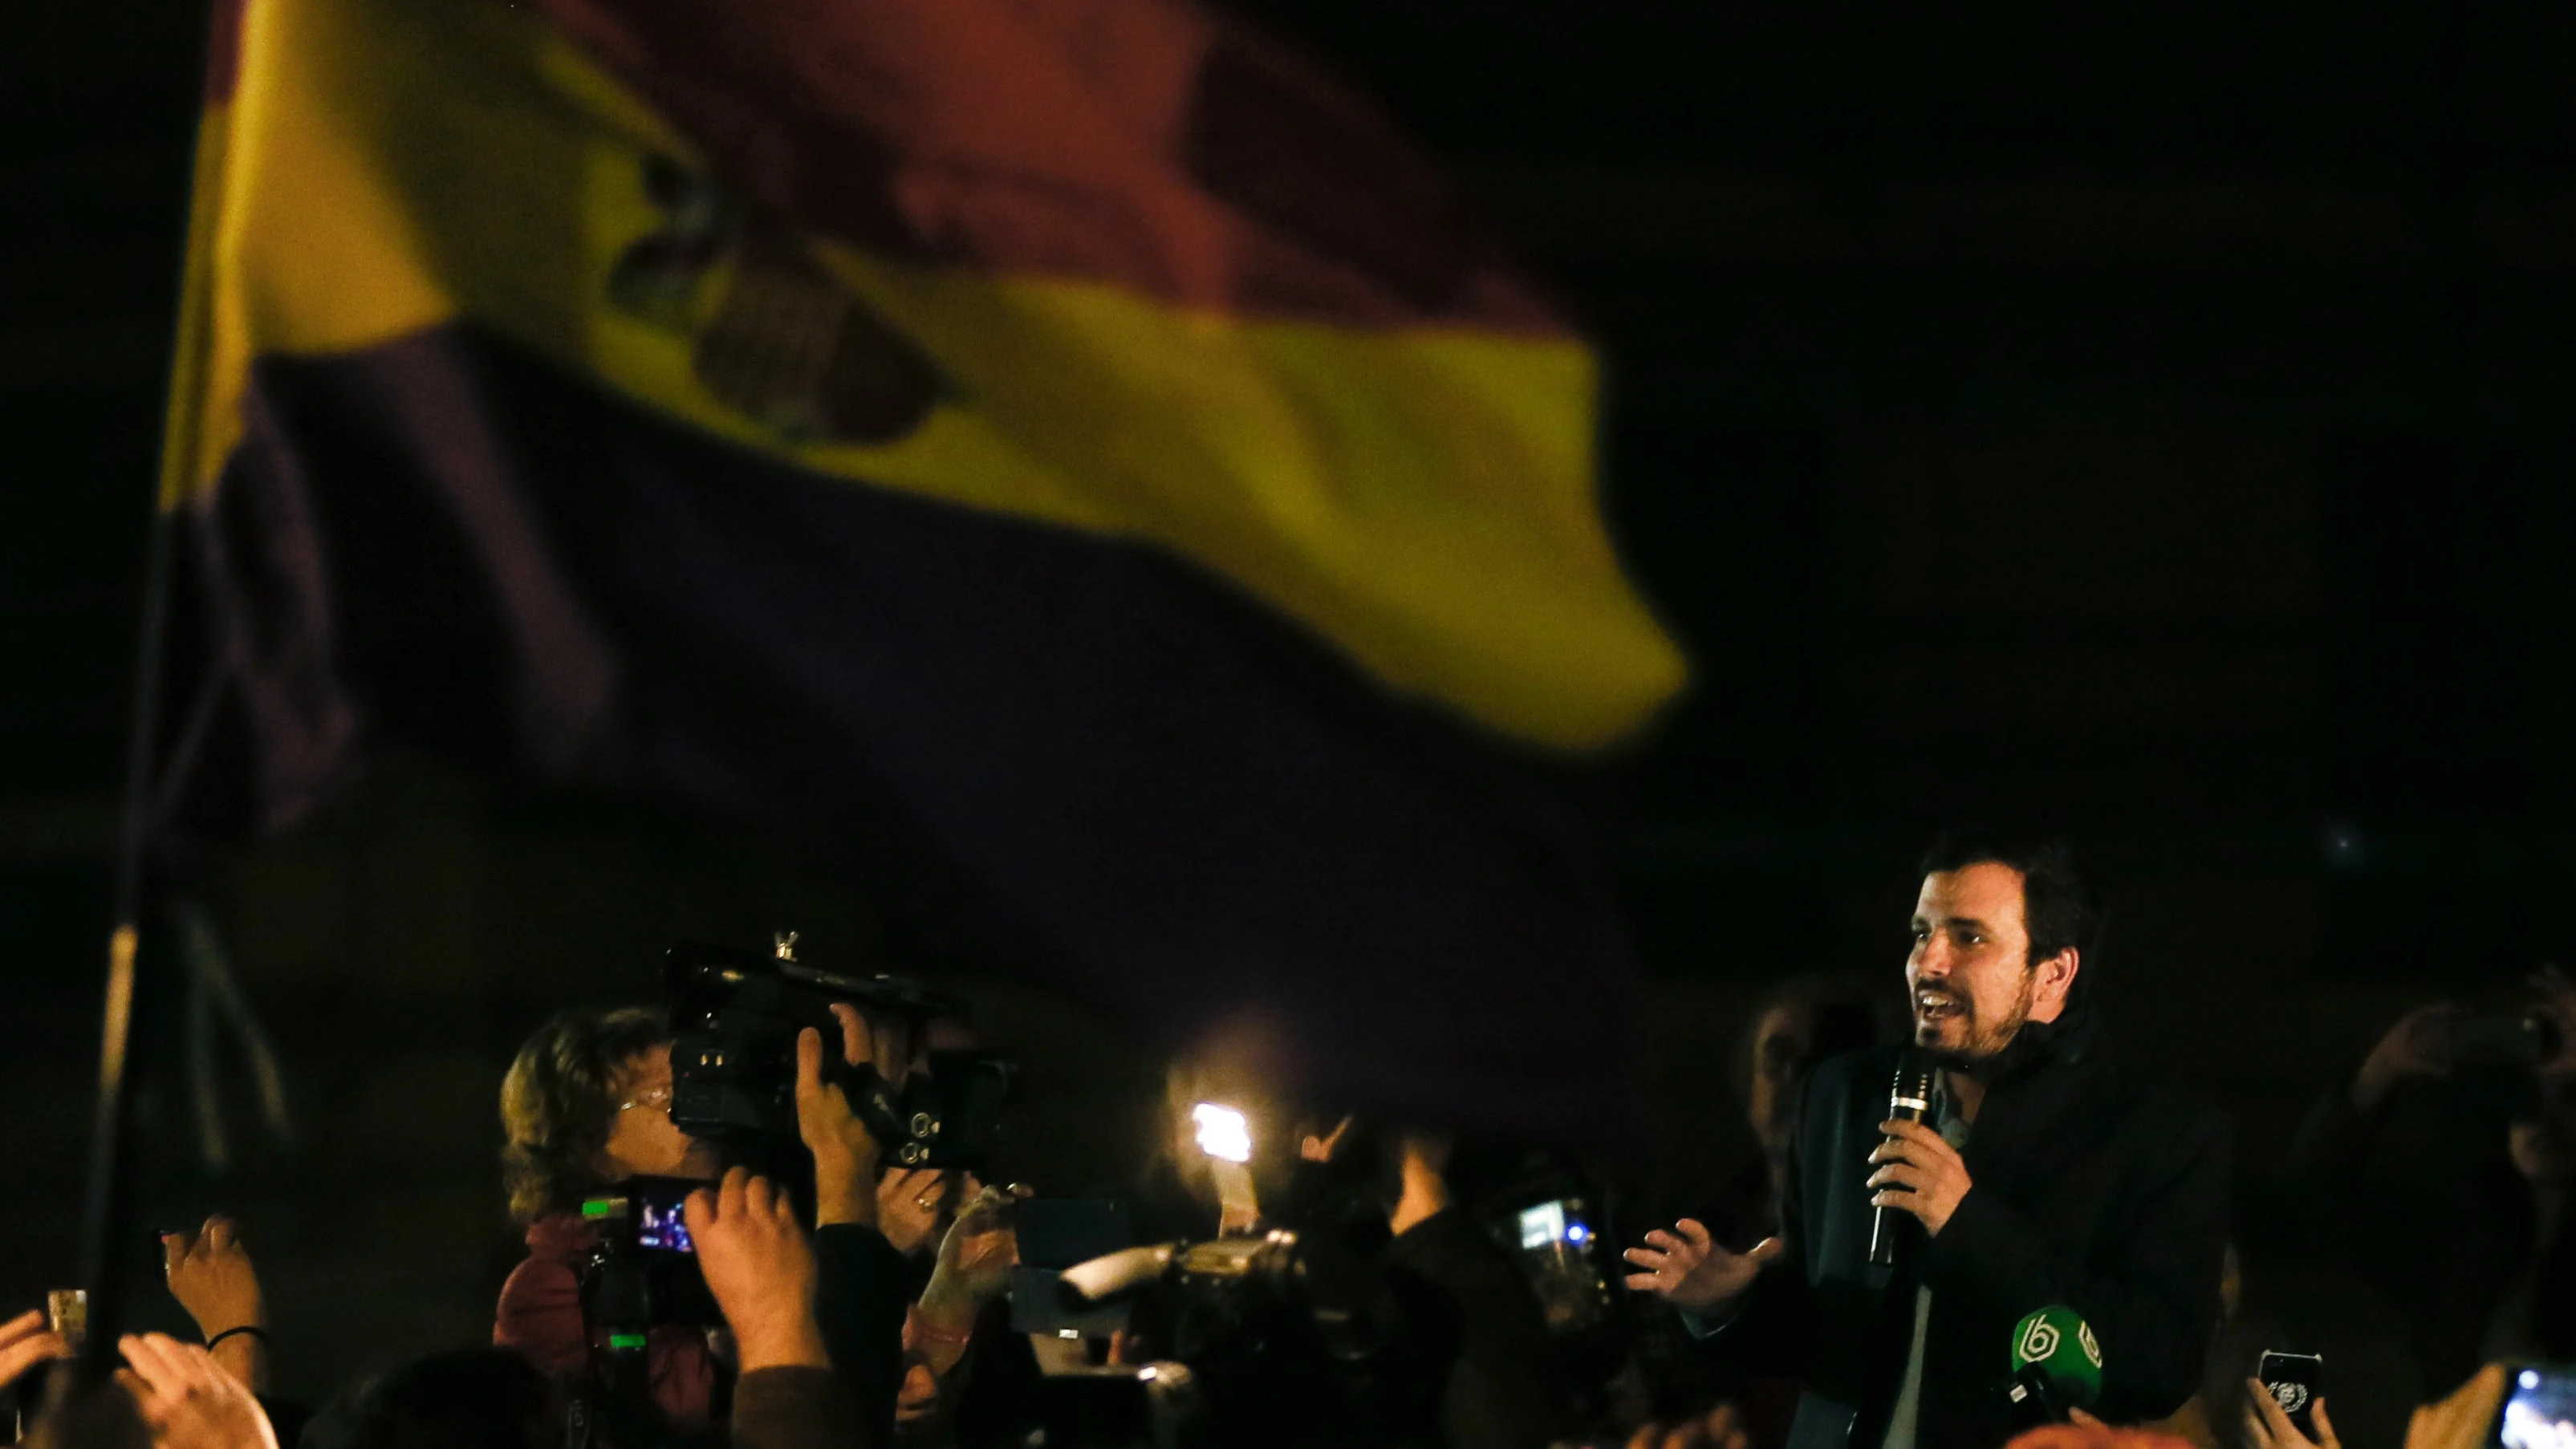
left=1714, top=1001, right=2229, bottom=1449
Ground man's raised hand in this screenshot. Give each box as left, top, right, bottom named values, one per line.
left=916, top=1179, right=1034, bottom=1373
left=684, top=1167, right=828, bottom=1373
left=795, top=1013, right=883, bottom=1228
left=119, top=1332, right=278, bottom=1449
left=162, top=1216, right=267, bottom=1390
left=1622, top=1219, right=1783, bottom=1315
left=0, top=1309, right=69, bottom=1394
left=2353, top=1003, right=2464, bottom=1111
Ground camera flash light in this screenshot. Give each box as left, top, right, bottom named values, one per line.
left=1193, top=1102, right=1252, bottom=1163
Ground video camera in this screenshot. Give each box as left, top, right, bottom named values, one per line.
left=1014, top=1099, right=1446, bottom=1449
left=1052, top=1228, right=1416, bottom=1449
left=567, top=1176, right=724, bottom=1449
left=664, top=935, right=1015, bottom=1171
left=578, top=1176, right=721, bottom=1332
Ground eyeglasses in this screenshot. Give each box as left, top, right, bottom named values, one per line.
left=616, top=1086, right=673, bottom=1114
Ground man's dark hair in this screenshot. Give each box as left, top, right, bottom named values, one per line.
left=1918, top=830, right=2100, bottom=968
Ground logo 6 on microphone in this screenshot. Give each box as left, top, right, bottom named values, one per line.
left=2017, top=1317, right=2060, bottom=1364
left=2007, top=1305, right=2104, bottom=1414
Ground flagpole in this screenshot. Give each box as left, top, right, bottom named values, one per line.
left=74, top=490, right=181, bottom=1385
left=74, top=0, right=222, bottom=1377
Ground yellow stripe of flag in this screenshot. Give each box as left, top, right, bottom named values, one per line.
left=169, top=0, right=1688, bottom=749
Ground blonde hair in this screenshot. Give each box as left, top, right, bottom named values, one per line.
left=498, top=1006, right=667, bottom=1225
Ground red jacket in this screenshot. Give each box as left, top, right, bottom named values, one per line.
left=494, top=1212, right=717, bottom=1432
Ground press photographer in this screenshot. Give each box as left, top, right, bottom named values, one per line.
left=1624, top=832, right=2231, bottom=1449
left=2273, top=968, right=2576, bottom=1393
left=496, top=1005, right=725, bottom=1434
left=1297, top=1119, right=1579, bottom=1449
left=494, top=940, right=989, bottom=1447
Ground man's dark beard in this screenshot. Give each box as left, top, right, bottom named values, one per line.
left=1915, top=972, right=2038, bottom=1076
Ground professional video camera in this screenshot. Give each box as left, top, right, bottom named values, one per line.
left=1050, top=1228, right=1421, bottom=1449
left=1018, top=1100, right=1444, bottom=1449
left=664, top=934, right=1016, bottom=1173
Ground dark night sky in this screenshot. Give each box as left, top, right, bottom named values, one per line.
left=11, top=0, right=2576, bottom=983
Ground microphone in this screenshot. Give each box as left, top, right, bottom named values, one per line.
left=1867, top=1054, right=1936, bottom=1266
left=2004, top=1305, right=2104, bottom=1430
left=1062, top=1244, right=1179, bottom=1301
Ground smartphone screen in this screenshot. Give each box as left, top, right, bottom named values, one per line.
left=2258, top=1352, right=2326, bottom=1439
left=2497, top=1366, right=2576, bottom=1449
left=1509, top=1197, right=1611, bottom=1334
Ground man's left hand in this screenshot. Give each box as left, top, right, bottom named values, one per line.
left=1867, top=1118, right=1973, bottom=1237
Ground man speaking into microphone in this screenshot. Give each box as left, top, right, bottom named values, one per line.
left=1626, top=832, right=2229, bottom=1449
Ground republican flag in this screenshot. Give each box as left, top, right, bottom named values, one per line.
left=167, top=0, right=1688, bottom=1135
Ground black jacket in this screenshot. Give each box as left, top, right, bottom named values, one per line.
left=1377, top=1208, right=1578, bottom=1449
left=1715, top=1005, right=2229, bottom=1449
left=815, top=1222, right=914, bottom=1447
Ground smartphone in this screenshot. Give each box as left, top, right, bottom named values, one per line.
left=2497, top=1365, right=2576, bottom=1449
left=2455, top=1015, right=2550, bottom=1069
left=1016, top=1199, right=1132, bottom=1271
left=2258, top=1351, right=2326, bottom=1439
left=1010, top=1265, right=1134, bottom=1337
left=1010, top=1199, right=1135, bottom=1338
left=1507, top=1197, right=1614, bottom=1334
left=46, top=1290, right=86, bottom=1357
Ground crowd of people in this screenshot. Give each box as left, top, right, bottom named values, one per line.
left=0, top=831, right=2570, bottom=1449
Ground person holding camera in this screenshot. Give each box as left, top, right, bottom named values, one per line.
left=795, top=1002, right=953, bottom=1449
left=495, top=1006, right=724, bottom=1433
left=2273, top=968, right=2576, bottom=1395
left=494, top=998, right=940, bottom=1444
left=1624, top=832, right=2231, bottom=1449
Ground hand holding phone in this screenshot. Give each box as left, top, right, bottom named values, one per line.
left=2253, top=1351, right=2328, bottom=1447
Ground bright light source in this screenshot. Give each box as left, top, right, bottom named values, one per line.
left=1057, top=1329, right=1082, bottom=1340
left=1193, top=1102, right=1252, bottom=1163
left=1518, top=1201, right=1566, bottom=1248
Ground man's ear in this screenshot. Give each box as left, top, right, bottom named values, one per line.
left=2035, top=948, right=2081, bottom=1017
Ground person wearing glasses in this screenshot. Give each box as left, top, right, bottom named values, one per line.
left=494, top=1006, right=725, bottom=1435
left=494, top=1002, right=927, bottom=1446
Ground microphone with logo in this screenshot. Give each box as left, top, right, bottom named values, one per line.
left=1867, top=1053, right=1938, bottom=1266
left=2004, top=1305, right=2104, bottom=1431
